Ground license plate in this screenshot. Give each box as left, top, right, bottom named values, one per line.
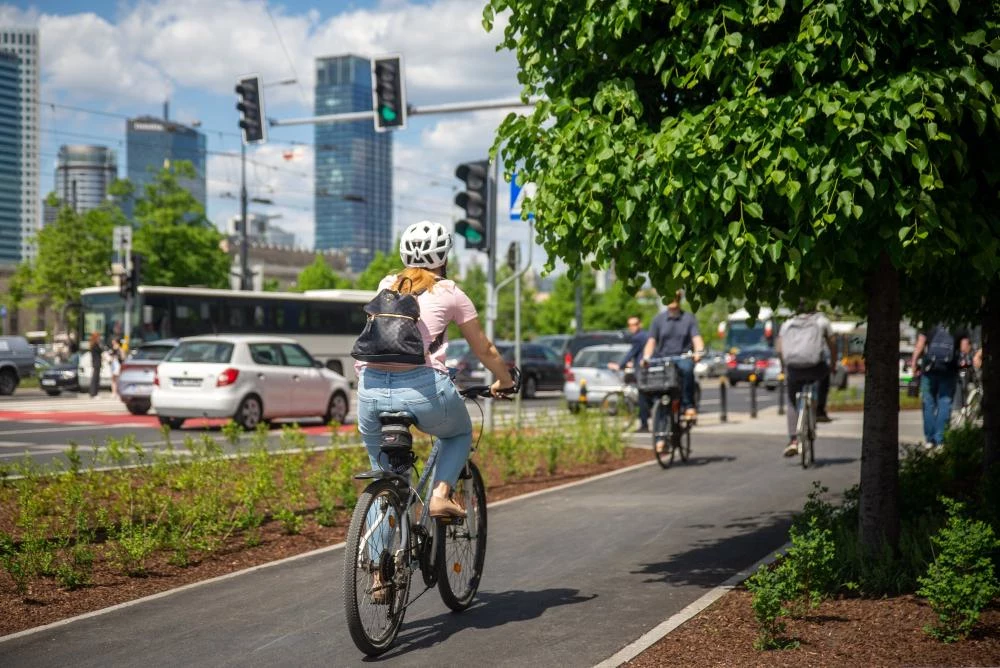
left=41, top=379, right=55, bottom=386
left=172, top=378, right=202, bottom=387
left=738, top=363, right=753, bottom=371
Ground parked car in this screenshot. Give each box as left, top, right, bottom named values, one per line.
left=443, top=339, right=471, bottom=372
left=0, top=335, right=37, bottom=395
left=151, top=335, right=351, bottom=430
left=564, top=331, right=630, bottom=369
left=39, top=353, right=82, bottom=395
left=451, top=342, right=565, bottom=398
left=762, top=356, right=783, bottom=390
left=118, top=339, right=179, bottom=415
left=695, top=350, right=727, bottom=378
left=563, top=343, right=632, bottom=409
left=533, top=334, right=572, bottom=357
left=725, top=346, right=777, bottom=385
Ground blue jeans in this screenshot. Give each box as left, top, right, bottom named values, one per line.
left=357, top=366, right=473, bottom=488
left=921, top=371, right=956, bottom=445
left=673, top=357, right=696, bottom=411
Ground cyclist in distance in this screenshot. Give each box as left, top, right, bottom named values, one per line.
left=641, top=290, right=705, bottom=448
left=355, top=221, right=515, bottom=518
left=607, top=314, right=652, bottom=432
left=776, top=299, right=836, bottom=457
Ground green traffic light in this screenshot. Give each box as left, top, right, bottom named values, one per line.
left=463, top=229, right=483, bottom=243
left=381, top=106, right=397, bottom=122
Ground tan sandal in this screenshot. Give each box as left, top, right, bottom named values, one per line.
left=655, top=439, right=668, bottom=454
left=429, top=495, right=465, bottom=519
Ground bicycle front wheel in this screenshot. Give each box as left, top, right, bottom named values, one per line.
left=680, top=422, right=692, bottom=462
left=601, top=391, right=637, bottom=431
left=437, top=461, right=487, bottom=611
left=343, top=479, right=410, bottom=657
left=653, top=401, right=674, bottom=469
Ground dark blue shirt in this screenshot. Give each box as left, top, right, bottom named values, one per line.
left=649, top=310, right=700, bottom=358
left=619, top=330, right=650, bottom=369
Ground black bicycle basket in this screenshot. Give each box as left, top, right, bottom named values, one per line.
left=637, top=362, right=679, bottom=393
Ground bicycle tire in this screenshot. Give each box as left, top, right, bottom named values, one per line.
left=800, top=389, right=815, bottom=469
left=653, top=401, right=674, bottom=469
left=601, top=391, right=636, bottom=431
left=680, top=422, right=692, bottom=462
left=343, top=479, right=410, bottom=657
left=437, top=461, right=488, bottom=611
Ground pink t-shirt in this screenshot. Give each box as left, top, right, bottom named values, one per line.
left=355, top=275, right=479, bottom=374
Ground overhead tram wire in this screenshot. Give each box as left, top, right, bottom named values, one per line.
left=264, top=5, right=310, bottom=108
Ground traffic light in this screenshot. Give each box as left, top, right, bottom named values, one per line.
left=119, top=253, right=143, bottom=300
left=371, top=56, right=406, bottom=132
left=235, top=75, right=266, bottom=144
left=454, top=160, right=491, bottom=252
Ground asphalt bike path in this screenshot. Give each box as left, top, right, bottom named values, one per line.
left=0, top=412, right=867, bottom=667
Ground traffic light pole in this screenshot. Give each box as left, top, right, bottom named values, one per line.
left=484, top=158, right=499, bottom=433
left=240, top=142, right=250, bottom=291
left=123, top=241, right=131, bottom=353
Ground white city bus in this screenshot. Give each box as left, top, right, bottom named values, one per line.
left=79, top=286, right=375, bottom=383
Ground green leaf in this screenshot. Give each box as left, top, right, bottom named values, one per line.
left=596, top=147, right=614, bottom=161
left=770, top=169, right=787, bottom=185
left=744, top=202, right=764, bottom=219
left=947, top=0, right=960, bottom=13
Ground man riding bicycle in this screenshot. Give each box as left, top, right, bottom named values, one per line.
left=776, top=299, right=836, bottom=457
left=641, top=290, right=705, bottom=451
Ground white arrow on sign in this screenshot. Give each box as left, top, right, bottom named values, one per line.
left=509, top=176, right=537, bottom=221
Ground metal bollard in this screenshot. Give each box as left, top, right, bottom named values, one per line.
left=749, top=374, right=758, bottom=418
left=719, top=376, right=727, bottom=423
left=777, top=373, right=785, bottom=416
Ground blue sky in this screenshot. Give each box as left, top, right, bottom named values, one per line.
left=2, top=0, right=541, bottom=273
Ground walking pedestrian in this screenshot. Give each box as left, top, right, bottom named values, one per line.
left=910, top=324, right=970, bottom=449
left=607, top=315, right=653, bottom=432
left=88, top=331, right=103, bottom=398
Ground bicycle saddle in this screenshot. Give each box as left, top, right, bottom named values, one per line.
left=378, top=411, right=417, bottom=427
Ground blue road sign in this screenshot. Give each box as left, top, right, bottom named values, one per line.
left=509, top=173, right=536, bottom=221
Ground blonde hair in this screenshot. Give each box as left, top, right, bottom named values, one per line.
left=392, top=268, right=439, bottom=294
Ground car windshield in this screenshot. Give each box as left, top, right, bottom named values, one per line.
left=445, top=340, right=469, bottom=359
left=574, top=348, right=627, bottom=368
left=131, top=345, right=175, bottom=361
left=569, top=334, right=624, bottom=356
left=166, top=341, right=234, bottom=364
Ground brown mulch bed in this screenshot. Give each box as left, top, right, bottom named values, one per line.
left=627, top=588, right=1000, bottom=667
left=0, top=447, right=652, bottom=637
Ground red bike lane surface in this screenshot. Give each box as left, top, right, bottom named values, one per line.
left=0, top=409, right=350, bottom=435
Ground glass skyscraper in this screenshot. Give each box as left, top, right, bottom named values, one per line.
left=0, top=51, right=21, bottom=266
left=126, top=116, right=206, bottom=213
left=54, top=145, right=118, bottom=213
left=0, top=27, right=39, bottom=262
left=314, top=55, right=392, bottom=272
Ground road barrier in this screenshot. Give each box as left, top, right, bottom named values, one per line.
left=748, top=374, right=758, bottom=418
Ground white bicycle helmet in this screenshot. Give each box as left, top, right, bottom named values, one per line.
left=399, top=220, right=452, bottom=269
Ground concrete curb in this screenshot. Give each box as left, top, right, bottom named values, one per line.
left=0, top=458, right=657, bottom=644
left=593, top=542, right=791, bottom=668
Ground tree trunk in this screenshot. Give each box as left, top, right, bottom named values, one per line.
left=859, top=251, right=901, bottom=553
left=982, top=287, right=999, bottom=474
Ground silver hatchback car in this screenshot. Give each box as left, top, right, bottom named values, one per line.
left=119, top=339, right=178, bottom=415
left=151, top=335, right=351, bottom=430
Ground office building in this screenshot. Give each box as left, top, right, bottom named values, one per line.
left=0, top=51, right=21, bottom=265
left=126, top=116, right=206, bottom=212
left=54, top=145, right=118, bottom=213
left=0, top=27, right=39, bottom=261
left=314, top=54, right=392, bottom=272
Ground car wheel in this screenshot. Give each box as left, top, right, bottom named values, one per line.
left=157, top=416, right=185, bottom=430
left=523, top=374, right=538, bottom=399
left=45, top=389, right=61, bottom=396
left=324, top=391, right=349, bottom=425
left=126, top=400, right=151, bottom=416
left=0, top=369, right=17, bottom=396
left=728, top=378, right=738, bottom=387
left=236, top=395, right=263, bottom=431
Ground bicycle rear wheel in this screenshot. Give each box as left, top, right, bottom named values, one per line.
left=799, top=390, right=815, bottom=469
left=653, top=401, right=675, bottom=469
left=437, top=461, right=488, bottom=611
left=679, top=422, right=692, bottom=462
left=343, top=480, right=410, bottom=657
left=601, top=391, right=637, bottom=431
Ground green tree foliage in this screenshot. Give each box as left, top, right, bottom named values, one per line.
left=535, top=273, right=598, bottom=334
left=487, top=0, right=1000, bottom=552
left=32, top=197, right=115, bottom=324
left=129, top=162, right=229, bottom=288
left=294, top=255, right=351, bottom=291
left=354, top=251, right=404, bottom=290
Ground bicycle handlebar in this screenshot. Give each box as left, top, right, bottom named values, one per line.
left=459, top=366, right=521, bottom=399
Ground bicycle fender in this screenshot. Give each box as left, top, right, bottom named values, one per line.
left=354, top=469, right=410, bottom=486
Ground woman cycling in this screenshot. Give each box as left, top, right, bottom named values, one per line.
left=355, top=221, right=515, bottom=519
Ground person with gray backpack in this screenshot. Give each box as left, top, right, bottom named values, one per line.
left=776, top=300, right=837, bottom=457
left=909, top=324, right=970, bottom=449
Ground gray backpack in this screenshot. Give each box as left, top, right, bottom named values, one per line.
left=782, top=314, right=824, bottom=367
